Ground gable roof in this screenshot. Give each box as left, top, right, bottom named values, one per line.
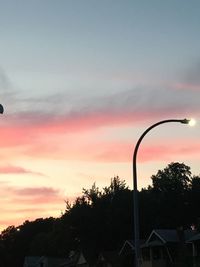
left=147, top=229, right=179, bottom=244
left=146, top=229, right=196, bottom=245
left=119, top=240, right=134, bottom=255
left=59, top=249, right=98, bottom=267
left=119, top=239, right=146, bottom=255
left=77, top=252, right=87, bottom=265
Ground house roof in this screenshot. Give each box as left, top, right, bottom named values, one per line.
left=141, top=240, right=164, bottom=248
left=119, top=229, right=197, bottom=256
left=184, top=229, right=197, bottom=241
left=23, top=256, right=41, bottom=267
left=119, top=240, right=134, bottom=255
left=60, top=248, right=98, bottom=267
left=119, top=231, right=178, bottom=252
left=149, top=229, right=179, bottom=243
left=119, top=239, right=145, bottom=255
left=146, top=229, right=196, bottom=245
left=187, top=233, right=200, bottom=243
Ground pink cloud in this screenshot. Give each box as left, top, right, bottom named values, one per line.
left=8, top=131, right=198, bottom=164
left=0, top=88, right=199, bottom=166
left=28, top=139, right=200, bottom=164
left=8, top=186, right=63, bottom=205
left=84, top=140, right=200, bottom=163
left=173, top=82, right=200, bottom=91
left=14, top=187, right=58, bottom=196
left=0, top=164, right=45, bottom=176
left=0, top=184, right=62, bottom=205
left=0, top=108, right=194, bottom=149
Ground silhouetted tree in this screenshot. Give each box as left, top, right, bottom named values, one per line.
left=62, top=176, right=132, bottom=251
left=1, top=165, right=200, bottom=266
left=144, top=162, right=195, bottom=229
left=151, top=162, right=192, bottom=193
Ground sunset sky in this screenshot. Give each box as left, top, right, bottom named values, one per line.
left=0, top=0, right=200, bottom=231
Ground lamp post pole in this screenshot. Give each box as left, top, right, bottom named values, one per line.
left=133, top=118, right=190, bottom=267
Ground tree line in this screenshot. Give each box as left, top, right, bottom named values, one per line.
left=0, top=162, right=200, bottom=266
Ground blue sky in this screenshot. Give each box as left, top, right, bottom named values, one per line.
left=0, top=0, right=200, bottom=230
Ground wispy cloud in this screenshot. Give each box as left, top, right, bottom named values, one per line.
left=0, top=86, right=199, bottom=162
left=23, top=137, right=200, bottom=163
left=3, top=86, right=200, bottom=128
left=173, top=83, right=200, bottom=91
left=14, top=186, right=59, bottom=197
left=0, top=67, right=13, bottom=91
left=184, top=62, right=200, bottom=87
left=10, top=186, right=61, bottom=204
left=174, top=61, right=200, bottom=91
left=0, top=164, right=45, bottom=176
left=86, top=139, right=200, bottom=163
left=0, top=185, right=62, bottom=202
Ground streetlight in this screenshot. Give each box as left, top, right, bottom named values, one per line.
left=133, top=118, right=195, bottom=267
left=0, top=104, right=4, bottom=114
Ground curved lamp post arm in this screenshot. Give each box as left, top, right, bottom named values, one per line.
left=133, top=118, right=190, bottom=267
left=133, top=119, right=189, bottom=189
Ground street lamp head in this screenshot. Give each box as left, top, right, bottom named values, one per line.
left=188, top=118, right=196, bottom=127
left=181, top=118, right=190, bottom=124
left=0, top=104, right=4, bottom=114
left=180, top=118, right=196, bottom=126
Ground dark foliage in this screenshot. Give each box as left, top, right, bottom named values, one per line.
left=0, top=163, right=200, bottom=266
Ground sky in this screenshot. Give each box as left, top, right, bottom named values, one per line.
left=0, top=0, right=200, bottom=231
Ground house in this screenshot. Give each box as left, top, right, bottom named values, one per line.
left=119, top=239, right=146, bottom=266
left=119, top=240, right=134, bottom=266
left=60, top=249, right=120, bottom=267
left=120, top=229, right=196, bottom=267
left=140, top=229, right=196, bottom=267
left=60, top=250, right=95, bottom=267
left=187, top=232, right=200, bottom=267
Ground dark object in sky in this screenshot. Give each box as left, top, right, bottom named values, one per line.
left=0, top=104, right=4, bottom=114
